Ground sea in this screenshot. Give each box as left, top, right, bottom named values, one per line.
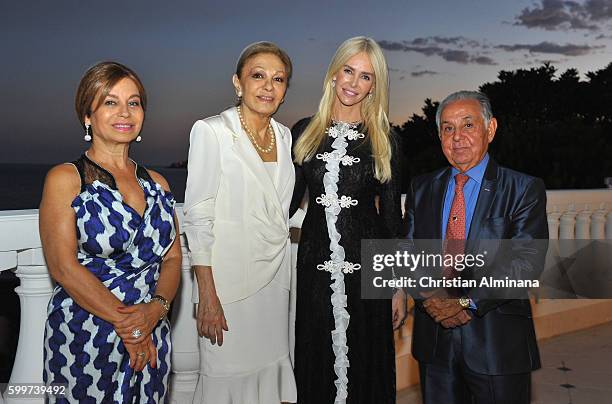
left=0, top=163, right=187, bottom=211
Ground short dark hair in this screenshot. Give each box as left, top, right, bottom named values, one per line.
left=235, top=42, right=293, bottom=86
left=75, top=61, right=147, bottom=128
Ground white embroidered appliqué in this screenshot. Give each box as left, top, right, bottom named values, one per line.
left=316, top=151, right=361, bottom=166
left=315, top=122, right=364, bottom=403
left=326, top=125, right=365, bottom=140
left=316, top=260, right=362, bottom=274
left=315, top=194, right=358, bottom=209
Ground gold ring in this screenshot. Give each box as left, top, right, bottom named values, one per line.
left=137, top=352, right=146, bottom=357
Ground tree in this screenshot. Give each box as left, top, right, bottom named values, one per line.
left=395, top=63, right=612, bottom=190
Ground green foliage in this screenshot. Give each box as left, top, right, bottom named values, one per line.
left=395, top=62, right=612, bottom=190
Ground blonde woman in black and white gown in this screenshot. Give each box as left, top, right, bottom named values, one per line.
left=291, top=36, right=406, bottom=403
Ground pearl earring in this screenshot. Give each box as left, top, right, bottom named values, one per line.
left=84, top=124, right=92, bottom=142
left=135, top=135, right=142, bottom=142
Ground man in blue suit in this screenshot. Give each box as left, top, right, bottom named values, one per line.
left=404, top=91, right=548, bottom=404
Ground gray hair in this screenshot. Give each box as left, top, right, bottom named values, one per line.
left=435, top=90, right=493, bottom=132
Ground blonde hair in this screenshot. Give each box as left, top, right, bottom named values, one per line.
left=293, top=36, right=392, bottom=182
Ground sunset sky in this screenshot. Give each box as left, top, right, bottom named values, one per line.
left=2, top=0, right=611, bottom=165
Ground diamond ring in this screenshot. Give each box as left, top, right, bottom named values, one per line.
left=131, top=328, right=142, bottom=338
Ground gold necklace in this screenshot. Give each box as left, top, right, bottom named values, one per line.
left=237, top=105, right=275, bottom=154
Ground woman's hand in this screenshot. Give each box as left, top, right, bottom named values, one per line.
left=114, top=302, right=164, bottom=344
left=124, top=336, right=158, bottom=371
left=392, top=288, right=408, bottom=330
left=197, top=292, right=229, bottom=346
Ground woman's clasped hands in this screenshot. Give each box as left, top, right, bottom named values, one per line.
left=113, top=302, right=166, bottom=370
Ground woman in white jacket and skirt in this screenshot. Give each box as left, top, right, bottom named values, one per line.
left=183, top=42, right=297, bottom=403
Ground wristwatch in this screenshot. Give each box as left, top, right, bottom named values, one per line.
left=458, top=296, right=471, bottom=309
left=151, top=295, right=171, bottom=320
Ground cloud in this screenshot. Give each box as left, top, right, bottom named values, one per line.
left=378, top=39, right=497, bottom=65
left=585, top=0, right=612, bottom=21
left=515, top=0, right=612, bottom=31
left=410, top=70, right=439, bottom=77
left=495, top=41, right=604, bottom=56
left=409, top=36, right=481, bottom=48
left=471, top=56, right=497, bottom=65
left=438, top=49, right=470, bottom=63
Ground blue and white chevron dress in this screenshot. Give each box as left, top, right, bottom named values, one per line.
left=43, top=155, right=176, bottom=403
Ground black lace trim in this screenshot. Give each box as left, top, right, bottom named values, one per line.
left=72, top=154, right=152, bottom=192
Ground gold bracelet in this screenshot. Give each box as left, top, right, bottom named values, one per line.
left=151, top=295, right=170, bottom=320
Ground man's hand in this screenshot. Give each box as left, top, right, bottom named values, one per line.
left=392, top=289, right=408, bottom=330
left=440, top=310, right=472, bottom=328
left=422, top=290, right=464, bottom=322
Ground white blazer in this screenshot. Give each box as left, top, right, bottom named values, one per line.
left=183, top=107, right=295, bottom=304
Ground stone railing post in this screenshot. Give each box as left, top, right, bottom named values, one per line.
left=590, top=204, right=607, bottom=239
left=168, top=235, right=199, bottom=403
left=0, top=251, right=17, bottom=404
left=575, top=205, right=592, bottom=239
left=547, top=207, right=562, bottom=240
left=559, top=205, right=577, bottom=239
left=6, top=248, right=53, bottom=404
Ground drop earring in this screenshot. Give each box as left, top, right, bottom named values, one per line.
left=84, top=124, right=92, bottom=142
left=331, top=80, right=336, bottom=88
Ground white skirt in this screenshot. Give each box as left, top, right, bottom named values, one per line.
left=192, top=268, right=297, bottom=404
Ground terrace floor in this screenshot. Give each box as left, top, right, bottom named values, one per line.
left=397, top=320, right=612, bottom=404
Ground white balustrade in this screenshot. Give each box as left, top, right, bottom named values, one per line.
left=547, top=208, right=562, bottom=240
left=0, top=210, right=49, bottom=404
left=7, top=249, right=53, bottom=404
left=546, top=190, right=612, bottom=240
left=168, top=235, right=199, bottom=404
left=575, top=206, right=592, bottom=239
left=1, top=189, right=611, bottom=400
left=591, top=206, right=607, bottom=239
left=559, top=206, right=577, bottom=239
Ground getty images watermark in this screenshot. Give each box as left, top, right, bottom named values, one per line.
left=360, top=239, right=612, bottom=299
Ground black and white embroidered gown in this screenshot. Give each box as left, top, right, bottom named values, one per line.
left=290, top=119, right=402, bottom=404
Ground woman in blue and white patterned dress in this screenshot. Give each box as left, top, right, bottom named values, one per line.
left=40, top=62, right=181, bottom=403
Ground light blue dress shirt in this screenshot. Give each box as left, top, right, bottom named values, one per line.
left=441, top=153, right=489, bottom=309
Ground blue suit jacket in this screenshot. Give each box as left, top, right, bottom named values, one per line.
left=404, top=157, right=548, bottom=375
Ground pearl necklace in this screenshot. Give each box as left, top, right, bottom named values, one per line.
left=237, top=105, right=276, bottom=154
